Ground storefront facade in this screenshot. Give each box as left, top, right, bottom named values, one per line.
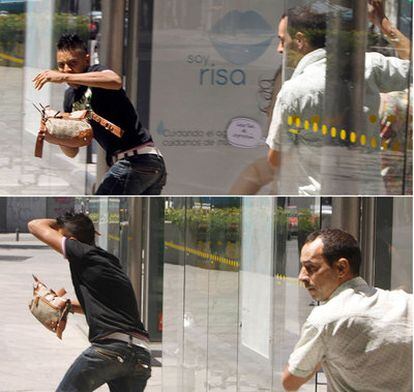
left=1, top=0, right=411, bottom=195
left=159, top=196, right=412, bottom=391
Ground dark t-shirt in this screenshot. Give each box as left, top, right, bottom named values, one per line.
left=63, top=64, right=153, bottom=166
left=64, top=238, right=148, bottom=342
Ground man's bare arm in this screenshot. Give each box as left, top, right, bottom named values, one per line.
left=267, top=148, right=280, bottom=167
left=27, top=219, right=63, bottom=254
left=70, top=298, right=84, bottom=315
left=281, top=364, right=321, bottom=391
left=368, top=0, right=411, bottom=60
left=33, top=70, right=122, bottom=91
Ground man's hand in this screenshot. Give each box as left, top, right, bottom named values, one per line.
left=368, top=0, right=386, bottom=27
left=33, top=70, right=67, bottom=90
left=69, top=298, right=84, bottom=315
left=267, top=148, right=280, bottom=167
left=368, top=0, right=411, bottom=60
left=281, top=364, right=322, bottom=391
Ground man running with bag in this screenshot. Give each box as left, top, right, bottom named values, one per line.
left=28, top=212, right=151, bottom=391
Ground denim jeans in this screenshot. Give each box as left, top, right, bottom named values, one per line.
left=56, top=341, right=151, bottom=392
left=95, top=154, right=167, bottom=195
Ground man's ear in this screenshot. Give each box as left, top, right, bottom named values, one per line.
left=83, top=53, right=90, bottom=69
left=295, top=32, right=305, bottom=49
left=335, top=257, right=351, bottom=278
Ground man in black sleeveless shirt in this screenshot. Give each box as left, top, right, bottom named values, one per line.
left=28, top=212, right=151, bottom=391
left=33, top=34, right=166, bottom=195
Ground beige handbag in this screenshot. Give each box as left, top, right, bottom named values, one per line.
left=34, top=104, right=124, bottom=158
left=28, top=275, right=72, bottom=339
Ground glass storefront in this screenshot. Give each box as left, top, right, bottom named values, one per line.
left=271, top=0, right=413, bottom=195
left=130, top=0, right=412, bottom=195
left=1, top=1, right=411, bottom=195
left=0, top=0, right=101, bottom=195
left=1, top=195, right=410, bottom=389
left=161, top=196, right=412, bottom=391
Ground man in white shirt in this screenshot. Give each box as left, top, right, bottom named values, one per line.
left=282, top=228, right=412, bottom=392
left=266, top=3, right=410, bottom=194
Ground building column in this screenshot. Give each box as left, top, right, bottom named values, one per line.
left=96, top=0, right=126, bottom=186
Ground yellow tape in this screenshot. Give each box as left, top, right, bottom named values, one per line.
left=0, top=52, right=24, bottom=64
left=165, top=241, right=240, bottom=268
left=165, top=242, right=307, bottom=282
left=275, top=273, right=304, bottom=287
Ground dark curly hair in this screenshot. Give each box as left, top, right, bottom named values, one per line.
left=288, top=4, right=327, bottom=49
left=56, top=211, right=95, bottom=245
left=305, top=229, right=361, bottom=275
left=57, top=33, right=88, bottom=53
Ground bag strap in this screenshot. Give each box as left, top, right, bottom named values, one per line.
left=34, top=120, right=46, bottom=158
left=56, top=300, right=71, bottom=340
left=89, top=111, right=124, bottom=138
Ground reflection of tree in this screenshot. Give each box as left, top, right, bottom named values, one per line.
left=297, top=209, right=319, bottom=252
left=0, top=14, right=25, bottom=62
left=0, top=12, right=89, bottom=67
left=165, top=207, right=241, bottom=243
left=165, top=207, right=241, bottom=269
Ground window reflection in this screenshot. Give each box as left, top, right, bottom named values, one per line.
left=0, top=0, right=101, bottom=195
left=162, top=197, right=412, bottom=391
left=266, top=0, right=412, bottom=195
left=163, top=197, right=328, bottom=391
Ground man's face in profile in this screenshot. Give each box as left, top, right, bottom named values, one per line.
left=57, top=49, right=89, bottom=88
left=277, top=16, right=303, bottom=68
left=298, top=238, right=342, bottom=301
left=277, top=16, right=290, bottom=54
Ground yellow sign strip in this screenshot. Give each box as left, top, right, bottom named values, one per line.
left=0, top=52, right=24, bottom=64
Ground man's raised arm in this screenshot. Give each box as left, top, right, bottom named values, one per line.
left=27, top=218, right=64, bottom=254
left=33, top=69, right=122, bottom=91
left=368, top=0, right=411, bottom=60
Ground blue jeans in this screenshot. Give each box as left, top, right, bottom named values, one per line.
left=95, top=155, right=167, bottom=195
left=56, top=341, right=151, bottom=392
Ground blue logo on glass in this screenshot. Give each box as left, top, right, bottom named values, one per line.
left=209, top=10, right=274, bottom=66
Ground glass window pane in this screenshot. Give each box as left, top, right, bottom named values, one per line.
left=272, top=197, right=322, bottom=391
left=1, top=0, right=100, bottom=195
left=149, top=1, right=283, bottom=194
left=271, top=0, right=412, bottom=195
left=238, top=197, right=274, bottom=391
left=163, top=197, right=187, bottom=391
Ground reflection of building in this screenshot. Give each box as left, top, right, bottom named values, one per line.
left=101, top=1, right=412, bottom=195
left=0, top=197, right=75, bottom=232
left=56, top=0, right=95, bottom=15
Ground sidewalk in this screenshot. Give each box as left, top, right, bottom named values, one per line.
left=0, top=234, right=161, bottom=391
left=0, top=233, right=48, bottom=248
left=0, top=66, right=95, bottom=195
